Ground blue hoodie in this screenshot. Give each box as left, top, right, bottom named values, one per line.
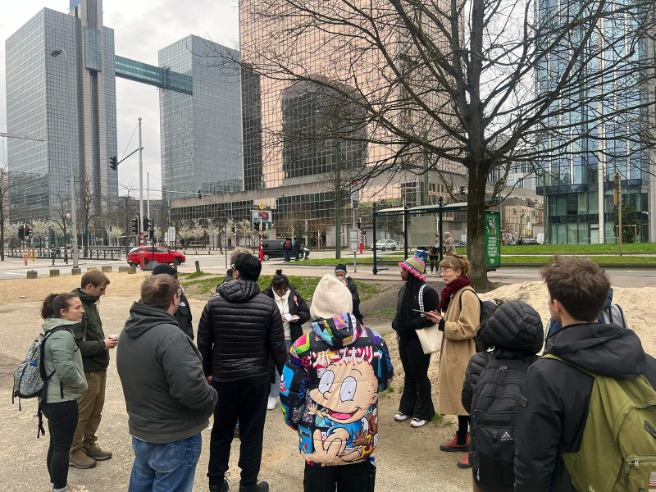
left=280, top=313, right=393, bottom=467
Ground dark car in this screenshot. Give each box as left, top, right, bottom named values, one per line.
left=127, top=246, right=185, bottom=266
left=260, top=239, right=305, bottom=261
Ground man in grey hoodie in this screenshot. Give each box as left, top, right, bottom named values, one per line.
left=117, top=274, right=218, bottom=492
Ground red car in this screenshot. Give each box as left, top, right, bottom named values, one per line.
left=127, top=246, right=185, bottom=266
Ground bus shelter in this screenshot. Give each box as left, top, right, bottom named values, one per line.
left=372, top=201, right=500, bottom=274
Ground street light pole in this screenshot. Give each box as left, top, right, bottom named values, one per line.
left=50, top=48, right=78, bottom=269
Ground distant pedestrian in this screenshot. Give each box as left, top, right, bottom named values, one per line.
left=152, top=263, right=194, bottom=340
left=443, top=232, right=456, bottom=256
left=334, top=263, right=363, bottom=323
left=198, top=253, right=287, bottom=492
left=69, top=271, right=116, bottom=470
left=392, top=254, right=439, bottom=428
left=283, top=238, right=293, bottom=262
left=263, top=269, right=310, bottom=410
left=280, top=274, right=394, bottom=491
left=40, top=293, right=88, bottom=492
left=117, top=274, right=217, bottom=492
left=426, top=254, right=480, bottom=468
left=428, top=236, right=440, bottom=274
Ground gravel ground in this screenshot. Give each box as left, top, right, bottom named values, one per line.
left=0, top=271, right=472, bottom=492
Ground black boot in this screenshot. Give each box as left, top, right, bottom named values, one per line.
left=209, top=478, right=229, bottom=492
left=239, top=481, right=269, bottom=492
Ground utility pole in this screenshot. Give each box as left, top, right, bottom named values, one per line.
left=334, top=137, right=342, bottom=260
left=614, top=172, right=623, bottom=256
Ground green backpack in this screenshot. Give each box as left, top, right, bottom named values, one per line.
left=544, top=354, right=656, bottom=491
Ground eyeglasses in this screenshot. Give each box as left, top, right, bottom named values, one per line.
left=439, top=267, right=453, bottom=273
left=177, top=288, right=182, bottom=297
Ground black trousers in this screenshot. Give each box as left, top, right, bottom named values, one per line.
left=398, top=335, right=435, bottom=421
left=303, top=461, right=376, bottom=492
left=42, top=400, right=78, bottom=489
left=208, top=376, right=269, bottom=488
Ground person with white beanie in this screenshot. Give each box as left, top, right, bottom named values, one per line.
left=279, top=274, right=394, bottom=492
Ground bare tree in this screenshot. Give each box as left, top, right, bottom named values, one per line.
left=0, top=168, right=41, bottom=260
left=235, top=0, right=656, bottom=287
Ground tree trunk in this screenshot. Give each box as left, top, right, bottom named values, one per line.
left=467, top=168, right=492, bottom=291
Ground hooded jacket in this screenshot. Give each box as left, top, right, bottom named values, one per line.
left=514, top=323, right=655, bottom=491
left=71, top=287, right=109, bottom=372
left=116, top=302, right=217, bottom=444
left=461, top=300, right=544, bottom=413
left=41, top=318, right=88, bottom=404
left=197, top=279, right=287, bottom=382
left=280, top=313, right=394, bottom=467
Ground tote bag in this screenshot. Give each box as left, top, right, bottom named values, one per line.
left=415, top=284, right=443, bottom=354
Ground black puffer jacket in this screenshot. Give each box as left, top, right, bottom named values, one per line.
left=461, top=300, right=543, bottom=414
left=197, top=279, right=287, bottom=382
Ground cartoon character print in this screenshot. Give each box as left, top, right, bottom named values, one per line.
left=304, top=359, right=378, bottom=465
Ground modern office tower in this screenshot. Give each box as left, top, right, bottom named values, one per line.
left=5, top=0, right=118, bottom=224
left=534, top=0, right=653, bottom=244
left=159, top=36, right=243, bottom=204
left=233, top=1, right=474, bottom=244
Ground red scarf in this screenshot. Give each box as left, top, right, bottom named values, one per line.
left=439, top=276, right=472, bottom=312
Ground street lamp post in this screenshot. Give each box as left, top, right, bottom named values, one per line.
left=50, top=48, right=79, bottom=269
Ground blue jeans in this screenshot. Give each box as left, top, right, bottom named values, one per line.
left=129, top=433, right=202, bottom=492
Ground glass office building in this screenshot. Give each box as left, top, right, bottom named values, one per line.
left=5, top=1, right=118, bottom=223
left=159, top=36, right=243, bottom=204
left=535, top=0, right=652, bottom=243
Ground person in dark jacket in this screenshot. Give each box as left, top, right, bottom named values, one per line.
left=117, top=274, right=217, bottom=492
left=217, top=247, right=254, bottom=289
left=514, top=256, right=656, bottom=491
left=198, top=252, right=287, bottom=492
left=263, top=269, right=310, bottom=410
left=280, top=274, right=394, bottom=491
left=391, top=254, right=439, bottom=428
left=152, top=263, right=194, bottom=340
left=70, top=270, right=116, bottom=469
left=461, top=300, right=543, bottom=491
left=334, top=264, right=363, bottom=323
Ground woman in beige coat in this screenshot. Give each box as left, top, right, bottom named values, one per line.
left=426, top=255, right=480, bottom=469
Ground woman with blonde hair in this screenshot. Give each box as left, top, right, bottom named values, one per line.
left=426, top=254, right=480, bottom=469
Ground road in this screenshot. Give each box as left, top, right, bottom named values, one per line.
left=1, top=250, right=655, bottom=288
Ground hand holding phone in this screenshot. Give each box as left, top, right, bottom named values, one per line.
left=412, top=309, right=430, bottom=315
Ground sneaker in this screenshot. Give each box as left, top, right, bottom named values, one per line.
left=84, top=443, right=112, bottom=461
left=239, top=481, right=269, bottom=492
left=439, top=434, right=470, bottom=452
left=410, top=418, right=428, bottom=428
left=69, top=449, right=96, bottom=469
left=457, top=454, right=473, bottom=469
left=209, top=478, right=230, bottom=492
left=266, top=397, right=278, bottom=411
left=394, top=412, right=409, bottom=422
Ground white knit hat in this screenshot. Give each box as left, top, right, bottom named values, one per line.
left=310, top=274, right=354, bottom=320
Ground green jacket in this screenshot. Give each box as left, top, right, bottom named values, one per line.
left=72, top=288, right=109, bottom=372
left=41, top=318, right=88, bottom=403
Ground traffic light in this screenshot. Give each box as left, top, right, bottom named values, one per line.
left=109, top=156, right=118, bottom=170
left=149, top=228, right=155, bottom=241
left=143, top=217, right=151, bottom=231
left=357, top=218, right=362, bottom=230
left=131, top=216, right=139, bottom=234
left=24, top=225, right=30, bottom=237
left=18, top=225, right=24, bottom=240
left=459, top=185, right=466, bottom=195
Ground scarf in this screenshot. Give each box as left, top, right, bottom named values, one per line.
left=439, top=276, right=472, bottom=312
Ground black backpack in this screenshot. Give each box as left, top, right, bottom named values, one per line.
left=469, top=354, right=535, bottom=490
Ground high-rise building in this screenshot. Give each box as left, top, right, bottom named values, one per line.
left=6, top=0, right=118, bottom=224
left=535, top=0, right=653, bottom=244
left=159, top=36, right=243, bottom=204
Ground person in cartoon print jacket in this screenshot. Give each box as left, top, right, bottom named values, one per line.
left=280, top=274, right=394, bottom=492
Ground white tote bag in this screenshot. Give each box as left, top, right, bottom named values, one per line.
left=415, top=284, right=443, bottom=354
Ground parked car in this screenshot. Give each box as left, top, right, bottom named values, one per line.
left=372, top=239, right=398, bottom=251
left=260, top=239, right=306, bottom=261
left=127, top=246, right=185, bottom=266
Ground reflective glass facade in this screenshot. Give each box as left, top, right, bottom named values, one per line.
left=535, top=0, right=651, bottom=244
left=6, top=3, right=118, bottom=222
left=159, top=36, right=243, bottom=203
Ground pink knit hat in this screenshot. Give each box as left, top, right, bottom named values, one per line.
left=399, top=255, right=427, bottom=281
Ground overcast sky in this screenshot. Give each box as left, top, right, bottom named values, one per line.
left=0, top=0, right=240, bottom=198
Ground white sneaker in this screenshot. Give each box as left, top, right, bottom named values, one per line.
left=394, top=412, right=410, bottom=421
left=267, top=397, right=279, bottom=410
left=411, top=418, right=428, bottom=428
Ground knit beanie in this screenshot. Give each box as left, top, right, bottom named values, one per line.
left=310, top=274, right=353, bottom=319
left=152, top=263, right=178, bottom=277
left=398, top=255, right=427, bottom=281
left=334, top=264, right=347, bottom=274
